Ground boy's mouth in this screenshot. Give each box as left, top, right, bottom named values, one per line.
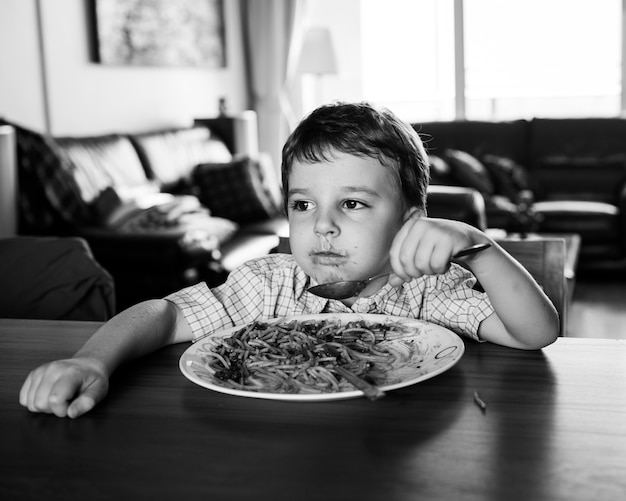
left=309, top=249, right=347, bottom=265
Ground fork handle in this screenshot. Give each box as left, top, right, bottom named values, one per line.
left=452, top=243, right=491, bottom=259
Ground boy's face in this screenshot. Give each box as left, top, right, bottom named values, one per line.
left=287, top=152, right=410, bottom=296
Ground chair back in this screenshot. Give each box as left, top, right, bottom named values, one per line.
left=498, top=237, right=567, bottom=336
left=0, top=236, right=116, bottom=321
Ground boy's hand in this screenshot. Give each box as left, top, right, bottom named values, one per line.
left=388, top=216, right=484, bottom=286
left=19, top=358, right=109, bottom=418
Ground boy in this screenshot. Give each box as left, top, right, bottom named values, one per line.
left=19, top=102, right=558, bottom=418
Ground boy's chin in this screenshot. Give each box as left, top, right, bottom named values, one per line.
left=312, top=271, right=346, bottom=284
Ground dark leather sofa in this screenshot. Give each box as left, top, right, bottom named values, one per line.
left=413, top=118, right=626, bottom=269
left=3, top=117, right=289, bottom=310
left=3, top=116, right=487, bottom=312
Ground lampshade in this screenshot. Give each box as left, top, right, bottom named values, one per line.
left=299, top=27, right=338, bottom=75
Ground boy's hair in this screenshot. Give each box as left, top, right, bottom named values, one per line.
left=281, top=101, right=429, bottom=214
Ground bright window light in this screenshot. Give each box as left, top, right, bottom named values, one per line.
left=357, top=0, right=622, bottom=121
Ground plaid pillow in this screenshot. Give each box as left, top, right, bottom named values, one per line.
left=481, top=154, right=530, bottom=202
left=0, top=119, right=93, bottom=232
left=192, top=156, right=283, bottom=224
left=444, top=149, right=495, bottom=196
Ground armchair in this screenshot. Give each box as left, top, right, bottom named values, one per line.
left=0, top=236, right=115, bottom=321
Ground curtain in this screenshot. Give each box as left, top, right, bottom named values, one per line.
left=241, top=0, right=308, bottom=171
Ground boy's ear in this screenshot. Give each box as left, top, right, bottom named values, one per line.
left=403, top=206, right=423, bottom=222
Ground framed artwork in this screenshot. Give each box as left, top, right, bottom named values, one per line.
left=92, top=0, right=226, bottom=68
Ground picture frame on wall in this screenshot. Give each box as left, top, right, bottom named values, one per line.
left=91, top=0, right=226, bottom=68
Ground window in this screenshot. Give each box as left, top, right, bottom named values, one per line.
left=332, top=0, right=623, bottom=122
left=464, top=0, right=621, bottom=120
left=360, top=0, right=456, bottom=121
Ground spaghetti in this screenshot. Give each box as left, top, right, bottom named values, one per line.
left=201, top=318, right=415, bottom=397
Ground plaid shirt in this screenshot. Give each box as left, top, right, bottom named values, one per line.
left=166, top=254, right=494, bottom=342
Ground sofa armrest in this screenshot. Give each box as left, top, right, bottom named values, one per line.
left=616, top=184, right=626, bottom=248
left=75, top=227, right=228, bottom=310
left=77, top=227, right=222, bottom=266
left=617, top=183, right=626, bottom=214
left=426, top=185, right=487, bottom=230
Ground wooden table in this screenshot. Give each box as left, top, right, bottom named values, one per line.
left=1, top=319, right=624, bottom=501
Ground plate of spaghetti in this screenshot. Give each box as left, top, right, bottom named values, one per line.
left=179, top=313, right=464, bottom=401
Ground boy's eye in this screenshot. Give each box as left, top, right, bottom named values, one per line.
left=342, top=199, right=367, bottom=210
left=290, top=200, right=311, bottom=212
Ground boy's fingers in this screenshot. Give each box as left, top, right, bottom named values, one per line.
left=67, top=395, right=96, bottom=419
left=48, top=374, right=84, bottom=417
left=387, top=273, right=406, bottom=288
left=28, top=370, right=54, bottom=412
left=19, top=372, right=34, bottom=408
left=20, top=361, right=107, bottom=417
left=389, top=218, right=419, bottom=281
left=69, top=377, right=108, bottom=418
left=52, top=374, right=107, bottom=418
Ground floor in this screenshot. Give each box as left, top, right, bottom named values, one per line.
left=568, top=278, right=626, bottom=339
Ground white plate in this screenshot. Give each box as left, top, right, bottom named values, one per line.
left=179, top=313, right=464, bottom=401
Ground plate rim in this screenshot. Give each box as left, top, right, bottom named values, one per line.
left=179, top=313, right=464, bottom=401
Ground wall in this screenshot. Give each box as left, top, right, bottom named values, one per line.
left=0, top=0, right=248, bottom=136
left=0, top=0, right=47, bottom=131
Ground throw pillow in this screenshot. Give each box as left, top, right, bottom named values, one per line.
left=0, top=118, right=93, bottom=231
left=428, top=154, right=454, bottom=185
left=192, top=156, right=283, bottom=224
left=443, top=149, right=495, bottom=196
left=481, top=154, right=530, bottom=202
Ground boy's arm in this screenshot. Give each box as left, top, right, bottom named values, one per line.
left=389, top=216, right=559, bottom=350
left=467, top=243, right=559, bottom=349
left=19, top=299, right=193, bottom=418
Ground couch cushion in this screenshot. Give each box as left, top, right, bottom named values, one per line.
left=192, top=156, right=283, bottom=224
left=219, top=232, right=281, bottom=272
left=426, top=185, right=487, bottom=230
left=130, top=127, right=232, bottom=190
left=534, top=200, right=619, bottom=244
left=55, top=134, right=152, bottom=204
left=534, top=155, right=626, bottom=203
left=481, top=154, right=530, bottom=202
left=529, top=118, right=626, bottom=167
left=416, top=119, right=529, bottom=166
left=444, top=149, right=495, bottom=196
left=428, top=154, right=454, bottom=185
left=240, top=216, right=289, bottom=236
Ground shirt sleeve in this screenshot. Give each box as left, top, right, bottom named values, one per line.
left=418, top=265, right=494, bottom=341
left=164, top=254, right=307, bottom=340
left=165, top=265, right=270, bottom=340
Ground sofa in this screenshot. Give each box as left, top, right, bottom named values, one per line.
left=413, top=118, right=626, bottom=269
left=2, top=116, right=292, bottom=310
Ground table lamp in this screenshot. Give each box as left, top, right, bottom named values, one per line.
left=298, top=27, right=339, bottom=113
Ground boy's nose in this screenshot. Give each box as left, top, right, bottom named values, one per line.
left=313, top=208, right=340, bottom=237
